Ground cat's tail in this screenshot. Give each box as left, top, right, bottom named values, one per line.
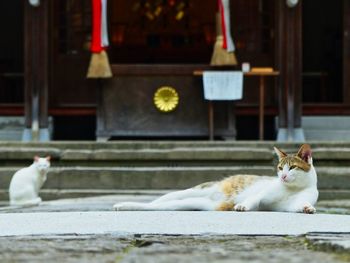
left=113, top=202, right=151, bottom=211
left=113, top=198, right=217, bottom=211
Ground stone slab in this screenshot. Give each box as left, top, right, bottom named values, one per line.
left=307, top=234, right=350, bottom=252
left=1, top=235, right=347, bottom=263
left=61, top=148, right=273, bottom=161
left=0, top=166, right=275, bottom=190
left=1, top=211, right=350, bottom=237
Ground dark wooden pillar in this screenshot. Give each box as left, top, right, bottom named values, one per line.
left=23, top=0, right=49, bottom=141
left=275, top=0, right=304, bottom=141
left=343, top=0, right=350, bottom=103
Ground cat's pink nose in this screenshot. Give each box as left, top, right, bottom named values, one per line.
left=282, top=174, right=288, bottom=181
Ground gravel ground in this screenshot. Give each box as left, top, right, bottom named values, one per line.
left=0, top=235, right=348, bottom=263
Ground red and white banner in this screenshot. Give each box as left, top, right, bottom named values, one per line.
left=219, top=0, right=235, bottom=52
left=91, top=0, right=109, bottom=53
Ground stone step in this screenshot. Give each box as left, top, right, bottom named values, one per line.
left=0, top=142, right=349, bottom=202
left=1, top=145, right=350, bottom=166
left=0, top=141, right=306, bottom=150
left=0, top=141, right=342, bottom=148
left=0, top=166, right=349, bottom=191
left=303, top=116, right=350, bottom=141
left=0, top=166, right=274, bottom=191
left=2, top=141, right=350, bottom=151
left=0, top=146, right=274, bottom=167
left=0, top=189, right=167, bottom=205
left=60, top=147, right=272, bottom=161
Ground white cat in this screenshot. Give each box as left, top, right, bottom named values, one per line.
left=113, top=144, right=318, bottom=213
left=9, top=156, right=51, bottom=206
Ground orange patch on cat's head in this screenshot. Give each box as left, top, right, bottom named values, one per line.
left=274, top=144, right=312, bottom=171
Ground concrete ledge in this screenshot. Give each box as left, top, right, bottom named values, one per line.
left=313, top=148, right=350, bottom=160
left=0, top=166, right=275, bottom=190
left=0, top=141, right=281, bottom=150
left=316, top=167, right=350, bottom=189
left=307, top=234, right=350, bottom=252
left=0, top=147, right=61, bottom=159
left=302, top=116, right=350, bottom=141
left=0, top=167, right=349, bottom=196
left=2, top=141, right=350, bottom=150
left=320, top=190, right=350, bottom=200
left=0, top=211, right=349, bottom=237
left=61, top=148, right=273, bottom=161
left=1, top=144, right=350, bottom=162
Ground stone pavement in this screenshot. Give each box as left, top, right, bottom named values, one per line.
left=0, top=194, right=350, bottom=237
left=0, top=195, right=350, bottom=262
left=0, top=234, right=345, bottom=263
left=1, top=234, right=349, bottom=263
left=1, top=211, right=350, bottom=237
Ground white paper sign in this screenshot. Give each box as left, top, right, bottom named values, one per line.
left=203, top=71, right=243, bottom=101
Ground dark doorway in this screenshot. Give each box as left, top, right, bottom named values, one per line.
left=0, top=0, right=24, bottom=104
left=108, top=0, right=216, bottom=64
left=302, top=0, right=343, bottom=103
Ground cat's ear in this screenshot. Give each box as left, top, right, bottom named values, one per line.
left=274, top=147, right=287, bottom=160
left=297, top=144, right=312, bottom=164
left=34, top=156, right=40, bottom=162
left=46, top=156, right=51, bottom=162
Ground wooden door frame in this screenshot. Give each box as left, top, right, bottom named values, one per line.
left=344, top=0, right=350, bottom=103
left=24, top=0, right=50, bottom=140
left=275, top=0, right=303, bottom=140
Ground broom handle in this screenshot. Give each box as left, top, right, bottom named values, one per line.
left=215, top=12, right=223, bottom=36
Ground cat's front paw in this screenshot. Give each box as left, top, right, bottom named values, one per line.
left=303, top=204, right=316, bottom=214
left=234, top=204, right=249, bottom=212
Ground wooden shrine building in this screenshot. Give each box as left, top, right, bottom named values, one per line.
left=1, top=0, right=350, bottom=141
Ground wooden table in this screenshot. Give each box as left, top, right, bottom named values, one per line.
left=194, top=70, right=279, bottom=140
left=244, top=71, right=279, bottom=140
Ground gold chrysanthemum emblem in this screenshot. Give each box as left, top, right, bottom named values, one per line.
left=154, top=86, right=179, bottom=112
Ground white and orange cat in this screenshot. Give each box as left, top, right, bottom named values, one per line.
left=113, top=144, right=318, bottom=213
left=9, top=156, right=51, bottom=206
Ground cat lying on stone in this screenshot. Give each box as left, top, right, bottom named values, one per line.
left=113, top=144, right=318, bottom=213
left=9, top=156, right=51, bottom=206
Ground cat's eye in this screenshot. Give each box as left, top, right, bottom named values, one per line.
left=278, top=166, right=283, bottom=171
left=289, top=165, right=297, bottom=170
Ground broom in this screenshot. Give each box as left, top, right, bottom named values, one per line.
left=210, top=0, right=237, bottom=66
left=87, top=50, right=112, bottom=78
left=87, top=0, right=112, bottom=78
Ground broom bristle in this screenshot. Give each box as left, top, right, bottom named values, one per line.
left=87, top=50, right=113, bottom=78
left=210, top=36, right=238, bottom=66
